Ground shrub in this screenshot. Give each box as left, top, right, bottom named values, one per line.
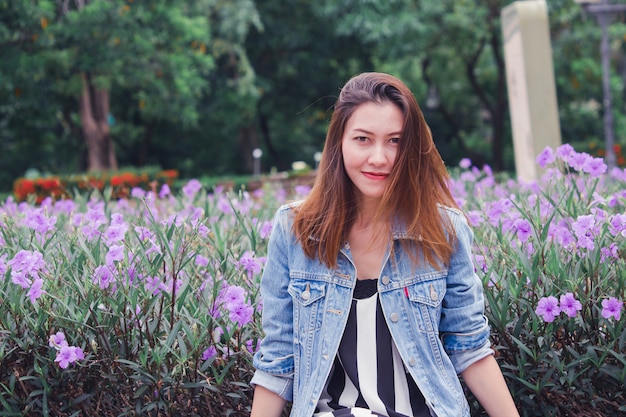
left=0, top=145, right=624, bottom=416
left=0, top=182, right=283, bottom=416
left=452, top=147, right=626, bottom=416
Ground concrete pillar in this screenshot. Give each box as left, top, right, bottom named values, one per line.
left=502, top=0, right=562, bottom=182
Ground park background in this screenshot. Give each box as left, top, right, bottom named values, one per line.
left=1, top=1, right=625, bottom=416
left=3, top=0, right=626, bottom=193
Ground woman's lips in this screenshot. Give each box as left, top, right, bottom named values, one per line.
left=363, top=172, right=389, bottom=180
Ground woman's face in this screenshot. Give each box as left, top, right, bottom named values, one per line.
left=341, top=101, right=403, bottom=203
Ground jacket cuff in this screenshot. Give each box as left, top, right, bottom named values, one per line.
left=250, top=369, right=294, bottom=402
left=446, top=340, right=494, bottom=374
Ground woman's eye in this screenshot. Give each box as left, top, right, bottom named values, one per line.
left=355, top=136, right=368, bottom=142
left=390, top=137, right=400, bottom=144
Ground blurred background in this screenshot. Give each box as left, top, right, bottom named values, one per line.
left=1, top=0, right=625, bottom=193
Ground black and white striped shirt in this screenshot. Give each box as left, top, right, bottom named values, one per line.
left=314, top=279, right=430, bottom=417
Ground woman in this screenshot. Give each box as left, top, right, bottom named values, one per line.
left=250, top=72, right=519, bottom=417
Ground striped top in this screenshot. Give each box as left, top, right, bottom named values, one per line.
left=314, top=279, right=430, bottom=417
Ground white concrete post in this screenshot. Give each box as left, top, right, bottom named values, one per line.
left=502, top=0, right=562, bottom=181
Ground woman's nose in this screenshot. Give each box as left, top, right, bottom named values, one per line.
left=368, top=144, right=388, bottom=165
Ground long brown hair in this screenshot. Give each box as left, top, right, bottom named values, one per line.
left=293, top=72, right=459, bottom=269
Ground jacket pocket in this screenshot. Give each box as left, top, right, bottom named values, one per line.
left=288, top=279, right=327, bottom=333
left=406, top=273, right=446, bottom=332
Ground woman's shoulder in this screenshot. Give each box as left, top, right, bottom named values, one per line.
left=436, top=203, right=465, bottom=221
left=271, top=200, right=305, bottom=227
left=275, top=199, right=304, bottom=216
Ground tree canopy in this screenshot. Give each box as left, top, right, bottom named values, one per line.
left=1, top=0, right=624, bottom=191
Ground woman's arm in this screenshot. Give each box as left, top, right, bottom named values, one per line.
left=251, top=385, right=287, bottom=417
left=461, top=355, right=520, bottom=417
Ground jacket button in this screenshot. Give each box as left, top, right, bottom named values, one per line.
left=301, top=290, right=310, bottom=300
left=429, top=284, right=438, bottom=301
left=381, top=276, right=390, bottom=285
left=390, top=313, right=399, bottom=322
left=409, top=357, right=416, bottom=366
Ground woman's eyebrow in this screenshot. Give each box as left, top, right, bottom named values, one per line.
left=350, top=128, right=402, bottom=136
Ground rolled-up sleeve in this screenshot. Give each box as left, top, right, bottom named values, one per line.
left=439, top=209, right=493, bottom=374
left=251, top=207, right=296, bottom=401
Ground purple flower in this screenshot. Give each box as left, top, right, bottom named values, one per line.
left=145, top=240, right=162, bottom=257
left=582, top=157, right=607, bottom=178
left=610, top=166, right=626, bottom=181
left=49, top=331, right=68, bottom=348
left=473, top=254, right=488, bottom=274
left=459, top=158, right=472, bottom=169
left=93, top=265, right=115, bottom=290
left=131, top=187, right=146, bottom=199
left=0, top=254, right=7, bottom=278
left=165, top=275, right=184, bottom=294
left=567, top=152, right=592, bottom=171
left=84, top=205, right=106, bottom=226
left=608, top=214, right=626, bottom=237
left=600, top=243, right=620, bottom=262
left=202, top=346, right=217, bottom=361
left=104, top=223, right=128, bottom=245
left=229, top=302, right=254, bottom=326
left=182, top=179, right=202, bottom=198
left=195, top=255, right=210, bottom=267
left=559, top=293, right=582, bottom=318
left=217, top=196, right=233, bottom=214
left=536, top=146, right=556, bottom=168
left=134, top=226, right=154, bottom=241
left=294, top=185, right=311, bottom=196
left=556, top=144, right=575, bottom=160
left=252, top=188, right=264, bottom=199
left=159, top=184, right=171, bottom=199
left=197, top=223, right=209, bottom=238
left=54, top=345, right=85, bottom=369
left=53, top=199, right=76, bottom=214
left=548, top=219, right=575, bottom=248
left=219, top=285, right=246, bottom=309
left=572, top=215, right=597, bottom=250
left=459, top=171, right=477, bottom=183
left=8, top=250, right=46, bottom=289
left=274, top=188, right=287, bottom=203
left=513, top=218, right=533, bottom=243
left=487, top=198, right=514, bottom=226
left=258, top=220, right=273, bottom=239
left=601, top=297, right=623, bottom=320
left=246, top=339, right=259, bottom=353
left=23, top=208, right=57, bottom=235
left=237, top=251, right=265, bottom=278
left=466, top=210, right=484, bottom=227
left=105, top=245, right=125, bottom=266
left=27, top=278, right=45, bottom=303
left=145, top=275, right=167, bottom=295
left=535, top=296, right=560, bottom=322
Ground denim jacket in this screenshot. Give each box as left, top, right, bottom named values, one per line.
left=251, top=203, right=493, bottom=417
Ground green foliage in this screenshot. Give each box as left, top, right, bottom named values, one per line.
left=0, top=0, right=261, bottom=190
left=549, top=0, right=626, bottom=153
left=452, top=151, right=626, bottom=416
left=2, top=149, right=626, bottom=415
left=1, top=0, right=626, bottom=204
left=0, top=184, right=282, bottom=415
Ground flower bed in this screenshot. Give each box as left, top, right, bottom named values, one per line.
left=12, top=169, right=179, bottom=203
left=0, top=145, right=624, bottom=416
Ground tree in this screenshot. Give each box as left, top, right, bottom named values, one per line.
left=549, top=0, right=626, bottom=159
left=0, top=0, right=226, bottom=173
left=313, top=0, right=512, bottom=170
left=245, top=0, right=375, bottom=172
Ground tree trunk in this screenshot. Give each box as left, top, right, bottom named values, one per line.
left=238, top=124, right=259, bottom=174
left=79, top=72, right=118, bottom=172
